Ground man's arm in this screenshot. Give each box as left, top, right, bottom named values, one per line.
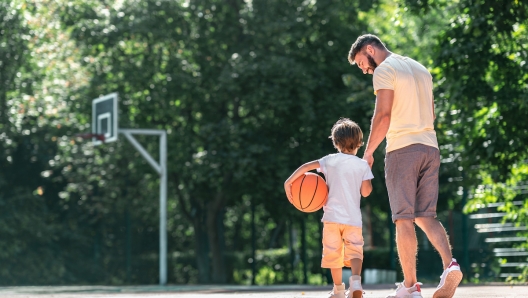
left=363, top=89, right=394, bottom=168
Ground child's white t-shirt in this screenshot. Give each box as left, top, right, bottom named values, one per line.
left=317, top=153, right=374, bottom=227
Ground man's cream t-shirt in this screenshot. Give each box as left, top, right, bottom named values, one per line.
left=373, top=53, right=438, bottom=152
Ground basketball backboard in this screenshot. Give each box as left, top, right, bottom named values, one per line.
left=92, top=92, right=118, bottom=146
left=88, top=91, right=168, bottom=285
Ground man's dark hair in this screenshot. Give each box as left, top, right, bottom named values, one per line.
left=348, top=34, right=386, bottom=64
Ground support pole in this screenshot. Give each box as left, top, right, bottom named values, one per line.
left=301, top=218, right=307, bottom=284
left=251, top=196, right=256, bottom=285
left=160, top=131, right=167, bottom=285
left=119, top=129, right=167, bottom=285
left=462, top=183, right=469, bottom=278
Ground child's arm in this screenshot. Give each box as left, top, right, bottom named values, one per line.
left=284, top=160, right=321, bottom=203
left=361, top=179, right=373, bottom=197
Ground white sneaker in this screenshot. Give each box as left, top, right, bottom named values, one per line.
left=328, top=283, right=346, bottom=298
left=347, top=276, right=364, bottom=298
left=433, top=258, right=463, bottom=298
left=386, top=282, right=423, bottom=298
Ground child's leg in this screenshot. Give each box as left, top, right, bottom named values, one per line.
left=330, top=268, right=343, bottom=286
left=321, top=223, right=345, bottom=288
left=343, top=226, right=364, bottom=298
left=349, top=259, right=363, bottom=298
left=350, top=258, right=362, bottom=276
left=329, top=269, right=346, bottom=297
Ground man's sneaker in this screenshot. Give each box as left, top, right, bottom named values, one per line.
left=328, top=283, right=346, bottom=298
left=386, top=282, right=423, bottom=298
left=347, top=276, right=364, bottom=298
left=433, top=258, right=463, bottom=298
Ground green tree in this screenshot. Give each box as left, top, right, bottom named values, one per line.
left=0, top=0, right=92, bottom=284
left=402, top=0, right=528, bottom=280
left=52, top=0, right=387, bottom=284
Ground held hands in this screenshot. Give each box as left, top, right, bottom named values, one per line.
left=363, top=151, right=374, bottom=168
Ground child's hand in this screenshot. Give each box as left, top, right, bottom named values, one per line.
left=363, top=151, right=374, bottom=168
left=284, top=181, right=293, bottom=204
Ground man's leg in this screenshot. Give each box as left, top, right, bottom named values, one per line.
left=414, top=217, right=452, bottom=269
left=384, top=145, right=424, bottom=297
left=414, top=146, right=462, bottom=298
left=395, top=219, right=418, bottom=288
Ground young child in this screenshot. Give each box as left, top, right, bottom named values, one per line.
left=284, top=118, right=373, bottom=298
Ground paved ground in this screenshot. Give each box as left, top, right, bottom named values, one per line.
left=0, top=284, right=527, bottom=298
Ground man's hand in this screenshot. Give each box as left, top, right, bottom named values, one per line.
left=362, top=89, right=393, bottom=169
left=363, top=151, right=374, bottom=168
left=284, top=182, right=293, bottom=204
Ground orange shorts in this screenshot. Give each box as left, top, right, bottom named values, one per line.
left=321, top=222, right=364, bottom=268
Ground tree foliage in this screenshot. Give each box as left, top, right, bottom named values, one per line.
left=1, top=0, right=526, bottom=285
left=402, top=0, right=528, bottom=281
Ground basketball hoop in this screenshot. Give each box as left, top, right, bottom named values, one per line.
left=74, top=133, right=106, bottom=143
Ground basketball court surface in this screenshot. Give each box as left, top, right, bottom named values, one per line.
left=0, top=284, right=526, bottom=298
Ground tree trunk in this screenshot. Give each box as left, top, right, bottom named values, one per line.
left=192, top=215, right=210, bottom=283
left=206, top=193, right=227, bottom=283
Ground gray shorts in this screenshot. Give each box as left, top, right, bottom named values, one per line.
left=385, top=144, right=440, bottom=222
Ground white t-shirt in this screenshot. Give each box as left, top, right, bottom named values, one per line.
left=373, top=53, right=438, bottom=152
left=317, top=153, right=374, bottom=227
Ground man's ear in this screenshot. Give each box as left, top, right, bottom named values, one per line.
left=366, top=44, right=375, bottom=56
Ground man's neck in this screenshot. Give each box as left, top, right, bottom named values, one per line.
left=375, top=50, right=392, bottom=66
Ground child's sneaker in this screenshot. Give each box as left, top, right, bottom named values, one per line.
left=386, top=282, right=423, bottom=298
left=347, top=275, right=364, bottom=298
left=328, top=283, right=346, bottom=298
left=432, top=258, right=463, bottom=298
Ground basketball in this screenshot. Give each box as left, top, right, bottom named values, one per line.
left=290, top=172, right=328, bottom=213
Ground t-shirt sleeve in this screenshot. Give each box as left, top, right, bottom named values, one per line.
left=317, top=156, right=327, bottom=175
left=363, top=163, right=374, bottom=181
left=373, top=64, right=395, bottom=95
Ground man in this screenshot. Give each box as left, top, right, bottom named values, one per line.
left=348, top=34, right=463, bottom=298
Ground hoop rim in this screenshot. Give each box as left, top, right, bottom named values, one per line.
left=74, top=133, right=106, bottom=142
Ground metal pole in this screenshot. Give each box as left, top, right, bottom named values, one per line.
left=119, top=129, right=167, bottom=285
left=160, top=131, right=167, bottom=285
left=251, top=197, right=256, bottom=285
left=462, top=182, right=469, bottom=278
left=301, top=218, right=307, bottom=284
left=126, top=205, right=131, bottom=283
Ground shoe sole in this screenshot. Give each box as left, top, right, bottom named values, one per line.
left=433, top=270, right=463, bottom=298
left=351, top=290, right=362, bottom=298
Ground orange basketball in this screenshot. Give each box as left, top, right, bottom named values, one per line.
left=290, top=172, right=328, bottom=212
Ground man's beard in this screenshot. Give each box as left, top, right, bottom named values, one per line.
left=367, top=54, right=377, bottom=73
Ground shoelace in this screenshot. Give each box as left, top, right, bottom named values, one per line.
left=392, top=282, right=423, bottom=293
left=393, top=282, right=404, bottom=290
left=386, top=282, right=424, bottom=298
left=328, top=290, right=342, bottom=298
left=385, top=283, right=405, bottom=298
